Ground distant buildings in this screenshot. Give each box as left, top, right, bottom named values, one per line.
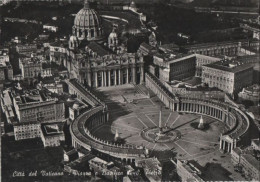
left=176, top=159, right=203, bottom=182
left=183, top=40, right=259, bottom=57
left=0, top=49, right=13, bottom=82
left=135, top=157, right=162, bottom=182
left=43, top=24, right=58, bottom=32
left=89, top=157, right=123, bottom=181
left=231, top=139, right=260, bottom=181
left=202, top=60, right=253, bottom=94
left=238, top=84, right=260, bottom=104
left=16, top=44, right=37, bottom=56
left=0, top=90, right=15, bottom=124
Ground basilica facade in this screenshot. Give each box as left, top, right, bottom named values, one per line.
left=49, top=0, right=144, bottom=88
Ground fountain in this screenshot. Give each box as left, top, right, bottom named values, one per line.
left=198, top=115, right=205, bottom=129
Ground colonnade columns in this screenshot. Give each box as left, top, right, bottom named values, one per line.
left=219, top=139, right=223, bottom=150
left=108, top=70, right=111, bottom=86
left=219, top=137, right=233, bottom=153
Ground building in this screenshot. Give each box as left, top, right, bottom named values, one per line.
left=38, top=81, right=64, bottom=94
left=183, top=39, right=260, bottom=57
left=16, top=44, right=37, bottom=56
left=0, top=49, right=13, bottom=81
left=153, top=54, right=196, bottom=82
left=238, top=84, right=260, bottom=104
left=69, top=101, right=88, bottom=121
left=231, top=147, right=242, bottom=165
left=251, top=139, right=260, bottom=151
left=12, top=88, right=65, bottom=123
left=138, top=42, right=157, bottom=56
left=43, top=24, right=58, bottom=32
left=19, top=57, right=42, bottom=79
left=49, top=0, right=144, bottom=88
left=240, top=154, right=260, bottom=181
left=195, top=54, right=221, bottom=77
left=202, top=60, right=253, bottom=94
left=231, top=139, right=260, bottom=181
left=40, top=122, right=65, bottom=147
left=0, top=90, right=15, bottom=124
left=151, top=53, right=221, bottom=82
left=63, top=148, right=79, bottom=162
left=13, top=121, right=41, bottom=140
left=135, top=157, right=162, bottom=182
left=176, top=159, right=203, bottom=182
left=89, top=157, right=123, bottom=181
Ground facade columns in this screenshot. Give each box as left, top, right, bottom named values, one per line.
left=104, top=71, right=107, bottom=87
left=132, top=66, right=136, bottom=84
left=95, top=71, right=98, bottom=88
left=118, top=69, right=121, bottom=85
left=126, top=68, right=129, bottom=84
left=87, top=72, right=91, bottom=87
left=101, top=71, right=104, bottom=87
left=108, top=70, right=111, bottom=86
left=114, top=70, right=117, bottom=86
left=140, top=64, right=144, bottom=84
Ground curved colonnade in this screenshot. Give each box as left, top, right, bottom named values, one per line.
left=145, top=73, right=250, bottom=153
left=68, top=79, right=146, bottom=162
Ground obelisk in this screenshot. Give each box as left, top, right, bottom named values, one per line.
left=114, top=129, right=119, bottom=141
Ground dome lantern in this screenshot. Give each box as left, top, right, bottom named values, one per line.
left=84, top=0, right=90, bottom=9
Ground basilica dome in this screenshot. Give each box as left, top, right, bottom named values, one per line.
left=72, top=0, right=103, bottom=41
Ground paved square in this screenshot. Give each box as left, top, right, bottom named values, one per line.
left=92, top=85, right=225, bottom=161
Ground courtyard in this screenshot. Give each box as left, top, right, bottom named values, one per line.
left=93, top=84, right=245, bottom=180
left=94, top=85, right=223, bottom=160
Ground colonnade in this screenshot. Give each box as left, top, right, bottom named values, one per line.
left=84, top=65, right=144, bottom=88
left=219, top=135, right=237, bottom=153
left=145, top=73, right=245, bottom=154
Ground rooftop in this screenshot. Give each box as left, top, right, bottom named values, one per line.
left=41, top=122, right=64, bottom=137
left=203, top=60, right=253, bottom=73
left=86, top=42, right=111, bottom=57
left=154, top=53, right=194, bottom=64
left=242, top=154, right=260, bottom=171
left=251, top=139, right=260, bottom=148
